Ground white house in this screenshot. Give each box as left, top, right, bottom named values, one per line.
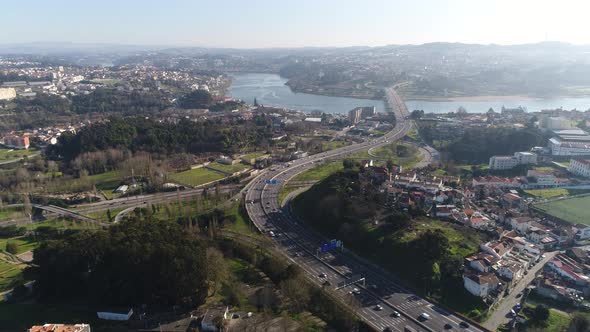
left=497, top=261, right=525, bottom=281
left=510, top=217, right=533, bottom=234
left=463, top=273, right=501, bottom=297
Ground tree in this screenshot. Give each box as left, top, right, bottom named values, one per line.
left=206, top=247, right=229, bottom=296
left=532, top=305, right=550, bottom=322
left=178, top=90, right=213, bottom=109
left=253, top=97, right=258, bottom=106
left=106, top=209, right=113, bottom=223
left=456, top=106, right=468, bottom=117
left=6, top=241, right=18, bottom=254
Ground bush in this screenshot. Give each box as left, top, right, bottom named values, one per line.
left=6, top=241, right=18, bottom=254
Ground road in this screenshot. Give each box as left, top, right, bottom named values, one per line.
left=245, top=87, right=488, bottom=332
left=483, top=251, right=558, bottom=331
left=1, top=184, right=241, bottom=226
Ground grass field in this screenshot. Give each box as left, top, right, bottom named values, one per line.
left=321, top=140, right=347, bottom=151
left=0, top=148, right=37, bottom=162
left=46, top=170, right=124, bottom=194
left=292, top=161, right=344, bottom=182
left=0, top=236, right=38, bottom=254
left=0, top=207, right=24, bottom=221
left=525, top=188, right=590, bottom=200
left=241, top=152, right=266, bottom=161
left=22, top=218, right=102, bottom=231
left=206, top=162, right=250, bottom=174
left=369, top=143, right=422, bottom=168
left=534, top=195, right=590, bottom=225
left=0, top=260, right=26, bottom=293
left=169, top=167, right=225, bottom=187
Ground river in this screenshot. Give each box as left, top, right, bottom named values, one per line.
left=228, top=73, right=385, bottom=114
left=228, top=73, right=590, bottom=114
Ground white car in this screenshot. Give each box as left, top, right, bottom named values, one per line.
left=375, top=305, right=383, bottom=311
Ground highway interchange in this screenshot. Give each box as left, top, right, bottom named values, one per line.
left=245, top=87, right=488, bottom=332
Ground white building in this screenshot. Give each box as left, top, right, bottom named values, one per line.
left=549, top=137, right=590, bottom=156
left=488, top=151, right=537, bottom=170
left=497, top=261, right=525, bottom=281
left=569, top=159, right=590, bottom=178
left=463, top=273, right=501, bottom=297
left=0, top=87, right=16, bottom=100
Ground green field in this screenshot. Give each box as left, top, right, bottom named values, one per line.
left=292, top=161, right=344, bottom=182
left=0, top=148, right=37, bottom=162
left=241, top=152, right=266, bottom=161
left=0, top=260, right=26, bottom=293
left=321, top=140, right=347, bottom=151
left=525, top=188, right=590, bottom=200
left=169, top=167, right=225, bottom=187
left=0, top=236, right=38, bottom=254
left=0, top=207, right=24, bottom=221
left=207, top=162, right=250, bottom=174
left=46, top=170, right=124, bottom=194
left=535, top=195, right=590, bottom=225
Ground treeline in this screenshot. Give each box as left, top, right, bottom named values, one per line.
left=445, top=127, right=547, bottom=163
left=27, top=217, right=208, bottom=307
left=49, top=116, right=273, bottom=160
left=71, top=88, right=170, bottom=114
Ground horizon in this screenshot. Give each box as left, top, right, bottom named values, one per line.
left=2, top=0, right=590, bottom=48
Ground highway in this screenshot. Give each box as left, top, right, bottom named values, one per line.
left=245, top=87, right=488, bottom=332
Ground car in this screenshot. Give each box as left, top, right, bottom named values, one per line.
left=444, top=323, right=453, bottom=329
left=352, top=287, right=361, bottom=295
left=375, top=305, right=383, bottom=311
left=269, top=231, right=275, bottom=237
left=419, top=313, right=430, bottom=320
left=319, top=273, right=327, bottom=278
left=383, top=328, right=393, bottom=332
left=383, top=295, right=392, bottom=300
left=459, top=322, right=470, bottom=328
left=391, top=310, right=401, bottom=317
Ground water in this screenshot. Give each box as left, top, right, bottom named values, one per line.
left=229, top=73, right=385, bottom=114
left=406, top=98, right=590, bottom=114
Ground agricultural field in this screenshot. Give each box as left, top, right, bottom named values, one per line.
left=206, top=162, right=250, bottom=174
left=534, top=195, right=590, bottom=226
left=169, top=167, right=225, bottom=187
left=524, top=188, right=590, bottom=200
left=0, top=148, right=37, bottom=162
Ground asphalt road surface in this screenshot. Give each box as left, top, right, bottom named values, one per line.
left=245, top=87, right=488, bottom=332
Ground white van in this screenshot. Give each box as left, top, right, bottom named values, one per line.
left=419, top=312, right=430, bottom=320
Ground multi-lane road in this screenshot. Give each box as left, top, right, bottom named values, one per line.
left=245, top=87, right=488, bottom=332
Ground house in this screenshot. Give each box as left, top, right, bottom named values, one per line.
left=526, top=169, right=561, bottom=188
left=2, top=135, right=30, bottom=149
left=575, top=224, right=590, bottom=242
left=566, top=248, right=590, bottom=265
left=291, top=151, right=308, bottom=160
left=502, top=193, right=524, bottom=210
left=465, top=253, right=499, bottom=273
left=463, top=272, right=501, bottom=297
left=434, top=204, right=455, bottom=218
left=488, top=152, right=537, bottom=170
left=114, top=185, right=128, bottom=193
left=28, top=324, right=91, bottom=332
left=497, top=260, right=525, bottom=281
left=546, top=255, right=590, bottom=286
left=510, top=216, right=533, bottom=234
left=469, top=212, right=492, bottom=229
left=96, top=308, right=133, bottom=321
left=481, top=241, right=512, bottom=259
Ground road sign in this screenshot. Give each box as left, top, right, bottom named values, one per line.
left=265, top=179, right=281, bottom=185
left=319, top=239, right=342, bottom=252
left=336, top=274, right=365, bottom=289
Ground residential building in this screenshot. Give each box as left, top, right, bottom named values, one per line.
left=465, top=253, right=499, bottom=273
left=348, top=106, right=376, bottom=124
left=497, top=260, right=525, bottom=281
left=549, top=137, right=590, bottom=156
left=488, top=152, right=537, bottom=170
left=463, top=272, right=501, bottom=297
left=481, top=241, right=512, bottom=259
left=472, top=176, right=521, bottom=189
left=569, top=159, right=590, bottom=178
left=0, top=87, right=16, bottom=100
left=510, top=217, right=533, bottom=234
left=526, top=169, right=562, bottom=188
left=546, top=255, right=590, bottom=286
left=2, top=135, right=30, bottom=149
left=28, top=324, right=91, bottom=332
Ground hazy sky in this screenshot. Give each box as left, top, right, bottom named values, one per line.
left=3, top=0, right=590, bottom=47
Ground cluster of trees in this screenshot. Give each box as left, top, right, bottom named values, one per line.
left=71, top=88, right=170, bottom=115
left=177, top=90, right=213, bottom=108
left=292, top=170, right=480, bottom=304
left=28, top=217, right=208, bottom=307
left=50, top=116, right=274, bottom=161
left=445, top=127, right=547, bottom=163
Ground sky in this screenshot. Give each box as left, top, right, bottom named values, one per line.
left=2, top=0, right=590, bottom=48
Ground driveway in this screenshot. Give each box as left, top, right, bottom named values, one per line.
left=483, top=251, right=557, bottom=331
